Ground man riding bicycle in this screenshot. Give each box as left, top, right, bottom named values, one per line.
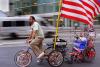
left=27, top=16, right=45, bottom=63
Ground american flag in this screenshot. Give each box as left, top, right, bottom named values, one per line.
left=61, top=0, right=100, bottom=26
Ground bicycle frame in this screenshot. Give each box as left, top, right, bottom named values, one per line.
left=26, top=47, right=32, bottom=52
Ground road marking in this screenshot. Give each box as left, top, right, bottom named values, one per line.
left=0, top=38, right=53, bottom=45
left=0, top=41, right=100, bottom=48
left=0, top=41, right=25, bottom=46
left=0, top=40, right=47, bottom=47
left=0, top=43, right=47, bottom=47
left=97, top=34, right=100, bottom=36
left=0, top=37, right=100, bottom=47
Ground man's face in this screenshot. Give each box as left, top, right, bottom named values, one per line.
left=29, top=17, right=35, bottom=25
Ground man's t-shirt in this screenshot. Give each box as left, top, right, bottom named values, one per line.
left=31, top=22, right=44, bottom=38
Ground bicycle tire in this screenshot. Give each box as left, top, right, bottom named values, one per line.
left=14, top=50, right=32, bottom=67
left=70, top=49, right=77, bottom=63
left=48, top=50, right=64, bottom=67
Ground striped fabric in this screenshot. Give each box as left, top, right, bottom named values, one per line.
left=61, top=0, right=100, bottom=26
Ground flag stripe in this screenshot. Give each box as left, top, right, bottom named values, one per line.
left=61, top=10, right=91, bottom=22
left=61, top=7, right=86, bottom=16
left=62, top=3, right=86, bottom=13
left=94, top=0, right=100, bottom=6
left=61, top=3, right=93, bottom=21
left=81, top=0, right=96, bottom=17
left=61, top=5, right=93, bottom=22
left=62, top=0, right=93, bottom=22
left=61, top=0, right=100, bottom=26
left=61, top=14, right=93, bottom=25
left=91, top=0, right=100, bottom=13
left=63, top=0, right=83, bottom=8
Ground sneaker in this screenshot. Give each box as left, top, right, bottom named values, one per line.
left=36, top=59, right=43, bottom=63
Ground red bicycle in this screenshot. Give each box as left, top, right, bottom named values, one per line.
left=84, top=39, right=96, bottom=62
left=70, top=38, right=96, bottom=63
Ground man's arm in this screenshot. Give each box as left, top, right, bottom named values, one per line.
left=27, top=31, right=32, bottom=43
left=31, top=30, right=37, bottom=39
left=27, top=30, right=37, bottom=43
left=28, top=31, right=33, bottom=40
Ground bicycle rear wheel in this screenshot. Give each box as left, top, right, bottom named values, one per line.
left=14, top=50, right=32, bottom=67
left=48, top=50, right=64, bottom=67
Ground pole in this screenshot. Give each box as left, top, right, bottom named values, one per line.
left=54, top=0, right=62, bottom=49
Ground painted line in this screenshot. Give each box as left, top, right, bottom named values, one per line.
left=0, top=41, right=47, bottom=47
left=97, top=34, right=100, bottom=36
left=0, top=38, right=100, bottom=47
left=0, top=39, right=100, bottom=45
left=0, top=41, right=25, bottom=46
left=0, top=42, right=100, bottom=48
left=0, top=43, right=47, bottom=47
left=0, top=44, right=27, bottom=47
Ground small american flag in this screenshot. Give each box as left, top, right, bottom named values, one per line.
left=61, top=0, right=100, bottom=26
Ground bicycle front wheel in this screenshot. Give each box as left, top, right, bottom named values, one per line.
left=48, top=50, right=64, bottom=67
left=14, top=50, right=32, bottom=67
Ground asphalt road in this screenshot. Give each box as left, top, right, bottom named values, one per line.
left=0, top=38, right=100, bottom=67
left=0, top=30, right=100, bottom=67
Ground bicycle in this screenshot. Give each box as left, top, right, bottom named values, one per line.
left=14, top=38, right=68, bottom=67
left=83, top=38, right=96, bottom=62
left=70, top=36, right=96, bottom=63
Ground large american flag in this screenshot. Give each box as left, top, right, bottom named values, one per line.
left=61, top=0, right=100, bottom=26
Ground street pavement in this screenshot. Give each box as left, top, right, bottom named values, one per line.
left=0, top=31, right=100, bottom=67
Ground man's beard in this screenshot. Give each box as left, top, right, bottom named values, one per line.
left=29, top=22, right=33, bottom=26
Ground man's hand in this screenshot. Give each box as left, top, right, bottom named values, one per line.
left=26, top=39, right=32, bottom=43
left=28, top=40, right=32, bottom=43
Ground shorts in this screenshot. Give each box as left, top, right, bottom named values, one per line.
left=30, top=37, right=44, bottom=46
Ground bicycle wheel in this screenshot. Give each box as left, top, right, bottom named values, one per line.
left=14, top=50, right=32, bottom=67
left=84, top=48, right=96, bottom=62
left=48, top=50, right=64, bottom=67
left=70, top=50, right=77, bottom=63
left=70, top=49, right=83, bottom=63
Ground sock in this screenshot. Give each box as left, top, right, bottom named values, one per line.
left=37, top=52, right=45, bottom=59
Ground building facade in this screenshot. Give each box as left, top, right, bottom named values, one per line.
left=9, top=0, right=99, bottom=27
left=9, top=0, right=59, bottom=15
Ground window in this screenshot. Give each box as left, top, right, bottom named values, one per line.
left=40, top=21, right=47, bottom=26
left=3, top=21, right=12, bottom=27
left=15, top=21, right=25, bottom=26
left=25, top=21, right=30, bottom=26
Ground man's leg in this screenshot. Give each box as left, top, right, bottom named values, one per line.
left=37, top=38, right=44, bottom=51
left=30, top=45, right=41, bottom=57
left=30, top=38, right=43, bottom=57
left=35, top=38, right=45, bottom=59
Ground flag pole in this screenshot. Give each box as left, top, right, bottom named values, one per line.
left=54, top=0, right=63, bottom=49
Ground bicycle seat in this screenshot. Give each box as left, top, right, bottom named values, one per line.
left=46, top=39, right=67, bottom=48
left=57, top=39, right=67, bottom=42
